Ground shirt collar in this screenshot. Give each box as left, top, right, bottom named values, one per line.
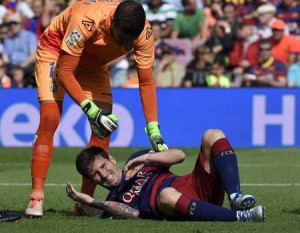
left=261, top=57, right=274, bottom=68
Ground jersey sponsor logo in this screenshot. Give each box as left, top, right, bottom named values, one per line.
left=65, top=29, right=84, bottom=48
left=122, top=171, right=153, bottom=204
left=82, top=20, right=94, bottom=31
left=146, top=27, right=152, bottom=40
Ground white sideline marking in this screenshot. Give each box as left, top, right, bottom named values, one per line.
left=0, top=183, right=80, bottom=186
left=0, top=183, right=300, bottom=187
left=239, top=164, right=300, bottom=168
left=1, top=163, right=300, bottom=167
left=242, top=183, right=300, bottom=187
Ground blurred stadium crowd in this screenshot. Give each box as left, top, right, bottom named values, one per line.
left=1, top=0, right=300, bottom=88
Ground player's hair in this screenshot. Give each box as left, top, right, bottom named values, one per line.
left=114, top=0, right=146, bottom=37
left=76, top=146, right=109, bottom=180
left=181, top=0, right=191, bottom=7
left=259, top=38, right=273, bottom=48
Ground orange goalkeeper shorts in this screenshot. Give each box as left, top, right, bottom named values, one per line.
left=35, top=48, right=112, bottom=104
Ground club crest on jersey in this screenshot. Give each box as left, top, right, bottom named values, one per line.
left=66, top=29, right=84, bottom=48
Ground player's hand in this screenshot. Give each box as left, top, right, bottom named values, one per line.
left=66, top=182, right=93, bottom=205
left=145, top=121, right=168, bottom=152
left=80, top=99, right=118, bottom=139
left=124, top=154, right=149, bottom=180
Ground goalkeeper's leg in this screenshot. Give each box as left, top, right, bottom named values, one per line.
left=75, top=100, right=112, bottom=215
left=73, top=82, right=113, bottom=215
left=26, top=101, right=62, bottom=218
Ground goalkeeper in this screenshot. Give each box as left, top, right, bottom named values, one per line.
left=67, top=129, right=265, bottom=222
left=26, top=0, right=167, bottom=218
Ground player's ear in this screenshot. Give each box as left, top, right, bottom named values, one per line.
left=108, top=154, right=116, bottom=164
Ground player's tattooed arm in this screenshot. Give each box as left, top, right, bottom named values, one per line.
left=90, top=199, right=140, bottom=219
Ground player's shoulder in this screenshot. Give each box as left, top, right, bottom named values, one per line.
left=134, top=21, right=154, bottom=45
left=68, top=0, right=118, bottom=19
left=71, top=0, right=119, bottom=8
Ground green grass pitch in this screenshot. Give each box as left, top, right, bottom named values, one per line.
left=0, top=147, right=300, bottom=233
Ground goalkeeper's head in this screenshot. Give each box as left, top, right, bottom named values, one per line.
left=111, top=0, right=146, bottom=50
left=76, top=146, right=122, bottom=189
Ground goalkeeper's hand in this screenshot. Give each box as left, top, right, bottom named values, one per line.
left=80, top=99, right=118, bottom=139
left=145, top=121, right=168, bottom=152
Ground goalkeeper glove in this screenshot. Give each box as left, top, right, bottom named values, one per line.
left=80, top=99, right=118, bottom=139
left=145, top=121, right=168, bottom=152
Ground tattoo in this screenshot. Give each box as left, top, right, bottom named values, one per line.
left=90, top=199, right=139, bottom=219
left=120, top=205, right=139, bottom=219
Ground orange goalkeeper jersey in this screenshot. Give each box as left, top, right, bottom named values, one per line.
left=37, top=0, right=158, bottom=122
left=38, top=0, right=155, bottom=71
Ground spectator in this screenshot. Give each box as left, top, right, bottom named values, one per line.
left=0, top=4, right=8, bottom=24
left=3, top=0, right=19, bottom=13
left=243, top=38, right=287, bottom=87
left=122, top=65, right=139, bottom=88
left=3, top=12, right=37, bottom=86
left=152, top=20, right=165, bottom=61
left=256, top=3, right=282, bottom=39
left=16, top=0, right=35, bottom=19
left=4, top=0, right=34, bottom=19
left=229, top=19, right=260, bottom=87
left=238, top=0, right=258, bottom=25
left=182, top=44, right=211, bottom=87
left=0, top=23, right=9, bottom=62
left=222, top=2, right=240, bottom=40
left=276, top=0, right=300, bottom=36
left=271, top=19, right=298, bottom=67
left=154, top=44, right=185, bottom=87
left=24, top=0, right=53, bottom=39
left=0, top=56, right=13, bottom=88
left=152, top=21, right=185, bottom=68
left=259, top=0, right=281, bottom=5
left=171, top=0, right=206, bottom=42
left=287, top=48, right=300, bottom=87
left=225, top=0, right=259, bottom=21
left=108, top=55, right=129, bottom=88
left=143, top=0, right=177, bottom=38
left=205, top=18, right=234, bottom=67
left=203, top=0, right=224, bottom=40
left=10, top=64, right=28, bottom=87
left=207, top=57, right=231, bottom=88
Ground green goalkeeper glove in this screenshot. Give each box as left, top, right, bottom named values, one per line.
left=145, top=121, right=168, bottom=152
left=80, top=99, right=118, bottom=139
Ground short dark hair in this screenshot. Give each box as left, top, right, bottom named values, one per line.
left=181, top=0, right=190, bottom=7
left=76, top=146, right=109, bottom=180
left=259, top=38, right=273, bottom=48
left=114, top=0, right=146, bottom=37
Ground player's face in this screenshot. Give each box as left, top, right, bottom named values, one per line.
left=88, top=156, right=122, bottom=189
left=259, top=44, right=272, bottom=61
left=111, top=20, right=138, bottom=51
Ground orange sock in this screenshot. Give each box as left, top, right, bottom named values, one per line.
left=80, top=134, right=110, bottom=196
left=31, top=102, right=62, bottom=197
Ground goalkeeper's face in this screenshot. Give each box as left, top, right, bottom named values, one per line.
left=88, top=155, right=122, bottom=190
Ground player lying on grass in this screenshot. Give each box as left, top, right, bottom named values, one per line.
left=66, top=129, right=265, bottom=222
